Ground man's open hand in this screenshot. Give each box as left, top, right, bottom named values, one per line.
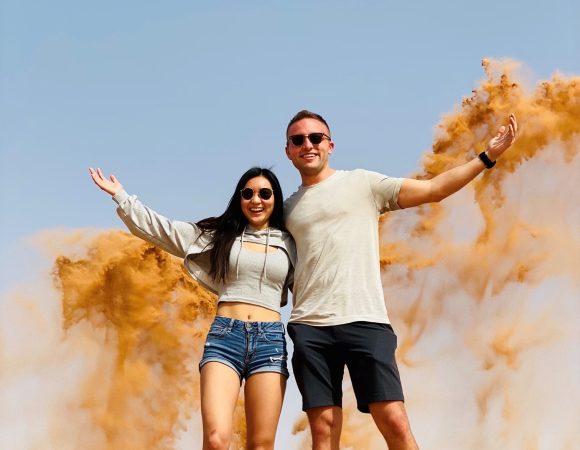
left=486, top=114, right=518, bottom=160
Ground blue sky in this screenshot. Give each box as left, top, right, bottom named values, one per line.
left=1, top=1, right=579, bottom=448
left=2, top=0, right=578, bottom=252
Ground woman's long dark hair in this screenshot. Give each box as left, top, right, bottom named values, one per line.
left=196, top=167, right=285, bottom=283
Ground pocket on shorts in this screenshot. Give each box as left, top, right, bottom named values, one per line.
left=261, top=330, right=286, bottom=343
left=207, top=324, right=229, bottom=338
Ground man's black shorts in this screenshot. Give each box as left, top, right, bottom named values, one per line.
left=287, top=321, right=404, bottom=413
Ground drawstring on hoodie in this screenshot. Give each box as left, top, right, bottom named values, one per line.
left=260, top=228, right=270, bottom=291
left=235, top=226, right=270, bottom=292
left=235, top=227, right=245, bottom=281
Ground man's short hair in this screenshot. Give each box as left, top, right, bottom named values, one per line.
left=286, top=110, right=331, bottom=137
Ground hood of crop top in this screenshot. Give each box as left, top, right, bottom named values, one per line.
left=184, top=224, right=296, bottom=297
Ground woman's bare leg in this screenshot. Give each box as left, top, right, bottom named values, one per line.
left=200, top=362, right=241, bottom=450
left=244, top=372, right=286, bottom=450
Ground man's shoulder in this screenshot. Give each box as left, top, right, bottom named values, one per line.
left=337, top=168, right=389, bottom=181
left=283, top=187, right=302, bottom=207
left=283, top=170, right=370, bottom=204
left=338, top=169, right=392, bottom=188
left=351, top=168, right=389, bottom=178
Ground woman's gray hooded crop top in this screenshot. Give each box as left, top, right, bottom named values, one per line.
left=112, top=190, right=296, bottom=311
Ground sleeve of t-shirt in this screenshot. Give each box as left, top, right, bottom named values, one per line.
left=362, top=170, right=404, bottom=213
left=113, top=190, right=202, bottom=258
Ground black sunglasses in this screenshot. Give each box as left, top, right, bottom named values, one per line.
left=240, top=187, right=273, bottom=201
left=288, top=132, right=331, bottom=146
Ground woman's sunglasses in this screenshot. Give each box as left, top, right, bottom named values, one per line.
left=240, top=187, right=273, bottom=201
left=288, top=132, right=331, bottom=146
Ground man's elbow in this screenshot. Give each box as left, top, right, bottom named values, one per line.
left=419, top=182, right=446, bottom=204
left=429, top=190, right=447, bottom=203
left=398, top=180, right=448, bottom=208
left=398, top=192, right=443, bottom=209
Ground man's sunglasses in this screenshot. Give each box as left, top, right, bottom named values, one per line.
left=288, top=132, right=331, bottom=146
left=240, top=187, right=273, bottom=201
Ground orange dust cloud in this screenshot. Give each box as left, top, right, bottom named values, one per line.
left=380, top=61, right=579, bottom=448
left=50, top=230, right=246, bottom=449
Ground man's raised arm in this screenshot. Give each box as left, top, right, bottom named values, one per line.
left=397, top=114, right=517, bottom=209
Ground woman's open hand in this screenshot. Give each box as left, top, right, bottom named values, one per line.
left=89, top=167, right=123, bottom=196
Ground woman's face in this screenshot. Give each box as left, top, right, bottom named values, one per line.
left=240, top=175, right=275, bottom=230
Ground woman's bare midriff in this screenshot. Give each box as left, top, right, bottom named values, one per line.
left=217, top=301, right=281, bottom=322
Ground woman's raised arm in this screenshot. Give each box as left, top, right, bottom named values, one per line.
left=88, top=166, right=201, bottom=258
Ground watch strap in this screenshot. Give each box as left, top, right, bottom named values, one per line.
left=478, top=151, right=496, bottom=169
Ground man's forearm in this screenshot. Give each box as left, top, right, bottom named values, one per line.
left=398, top=155, right=488, bottom=209
left=429, top=156, right=486, bottom=201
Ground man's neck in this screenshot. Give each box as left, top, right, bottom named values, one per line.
left=301, top=167, right=336, bottom=187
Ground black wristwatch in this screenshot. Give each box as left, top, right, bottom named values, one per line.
left=478, top=151, right=496, bottom=169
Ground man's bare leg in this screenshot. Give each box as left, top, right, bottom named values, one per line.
left=369, top=400, right=418, bottom=450
left=306, top=406, right=343, bottom=450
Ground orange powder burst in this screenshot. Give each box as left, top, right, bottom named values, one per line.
left=45, top=230, right=249, bottom=449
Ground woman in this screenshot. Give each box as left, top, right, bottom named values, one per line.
left=89, top=166, right=295, bottom=450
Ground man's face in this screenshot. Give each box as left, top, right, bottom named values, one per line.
left=285, top=118, right=334, bottom=177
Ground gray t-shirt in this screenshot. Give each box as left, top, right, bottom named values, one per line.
left=283, top=169, right=403, bottom=326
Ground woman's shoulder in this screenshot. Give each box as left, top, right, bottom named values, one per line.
left=270, top=228, right=296, bottom=265
left=265, top=227, right=294, bottom=243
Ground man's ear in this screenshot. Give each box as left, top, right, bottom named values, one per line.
left=328, top=141, right=335, bottom=154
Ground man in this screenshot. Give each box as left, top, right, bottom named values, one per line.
left=283, top=110, right=517, bottom=450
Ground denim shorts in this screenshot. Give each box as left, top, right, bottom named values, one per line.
left=199, top=316, right=289, bottom=381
